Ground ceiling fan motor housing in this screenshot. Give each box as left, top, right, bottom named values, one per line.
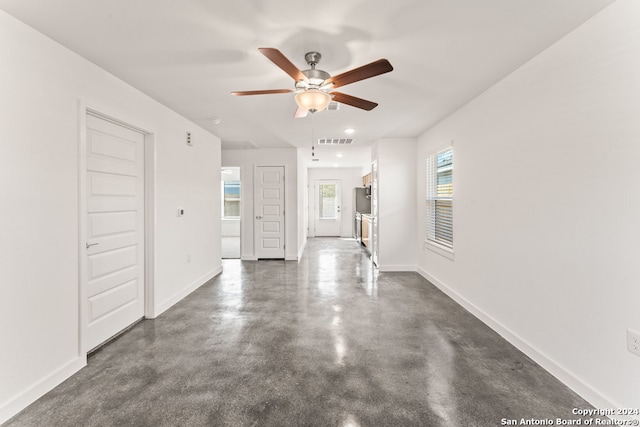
left=301, top=68, right=330, bottom=86
left=299, top=51, right=331, bottom=87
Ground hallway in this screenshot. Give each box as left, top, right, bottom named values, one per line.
left=6, top=238, right=598, bottom=426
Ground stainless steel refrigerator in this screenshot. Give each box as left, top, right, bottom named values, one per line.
left=353, top=187, right=371, bottom=213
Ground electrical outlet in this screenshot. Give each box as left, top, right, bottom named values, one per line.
left=627, top=329, right=640, bottom=357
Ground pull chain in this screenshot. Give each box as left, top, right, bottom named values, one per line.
left=311, top=112, right=315, bottom=157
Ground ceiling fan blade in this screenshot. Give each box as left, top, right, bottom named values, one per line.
left=330, top=92, right=378, bottom=111
left=294, top=106, right=308, bottom=118
left=231, top=89, right=294, bottom=96
left=259, top=47, right=308, bottom=82
left=326, top=59, right=393, bottom=89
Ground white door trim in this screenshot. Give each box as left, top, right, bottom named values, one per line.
left=77, top=101, right=156, bottom=356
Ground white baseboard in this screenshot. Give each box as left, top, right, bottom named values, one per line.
left=378, top=264, right=416, bottom=272
left=416, top=266, right=620, bottom=415
left=154, top=265, right=222, bottom=318
left=0, top=356, right=86, bottom=425
left=297, top=238, right=307, bottom=261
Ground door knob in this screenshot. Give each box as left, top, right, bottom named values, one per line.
left=256, top=216, right=263, bottom=219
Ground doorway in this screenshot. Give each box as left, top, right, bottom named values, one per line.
left=314, top=179, right=342, bottom=237
left=221, top=167, right=241, bottom=259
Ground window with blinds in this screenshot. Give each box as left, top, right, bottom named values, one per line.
left=223, top=181, right=240, bottom=218
left=426, top=148, right=453, bottom=250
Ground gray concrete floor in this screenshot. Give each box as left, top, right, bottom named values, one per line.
left=6, top=238, right=601, bottom=426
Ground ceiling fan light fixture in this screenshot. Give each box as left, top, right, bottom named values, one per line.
left=295, top=89, right=331, bottom=113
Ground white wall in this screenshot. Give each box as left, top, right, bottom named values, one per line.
left=416, top=0, right=640, bottom=411
left=373, top=139, right=417, bottom=272
left=221, top=148, right=299, bottom=260
left=0, top=11, right=221, bottom=423
left=307, top=168, right=363, bottom=238
left=361, top=159, right=372, bottom=177
left=221, top=220, right=240, bottom=237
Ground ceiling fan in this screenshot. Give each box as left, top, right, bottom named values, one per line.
left=231, top=48, right=393, bottom=118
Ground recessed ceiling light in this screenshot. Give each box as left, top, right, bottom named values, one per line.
left=344, top=128, right=355, bottom=134
left=336, top=153, right=343, bottom=158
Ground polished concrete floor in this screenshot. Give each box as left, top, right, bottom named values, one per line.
left=6, top=238, right=600, bottom=426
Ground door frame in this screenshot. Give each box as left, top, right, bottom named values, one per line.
left=371, top=160, right=379, bottom=266
left=221, top=166, right=242, bottom=259
left=77, top=102, right=156, bottom=356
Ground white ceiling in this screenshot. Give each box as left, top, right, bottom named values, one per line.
left=0, top=0, right=615, bottom=167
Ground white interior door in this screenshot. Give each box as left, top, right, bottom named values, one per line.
left=85, top=114, right=145, bottom=351
left=254, top=166, right=285, bottom=259
left=314, top=179, right=341, bottom=237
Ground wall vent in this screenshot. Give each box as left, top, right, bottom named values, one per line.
left=317, top=138, right=353, bottom=145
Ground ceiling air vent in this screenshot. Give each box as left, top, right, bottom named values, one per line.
left=317, top=138, right=353, bottom=145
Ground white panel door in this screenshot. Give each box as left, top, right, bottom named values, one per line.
left=85, top=114, right=144, bottom=351
left=254, top=166, right=285, bottom=259
left=314, top=179, right=342, bottom=236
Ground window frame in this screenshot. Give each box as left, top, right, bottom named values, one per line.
left=425, top=146, right=454, bottom=259
left=221, top=180, right=241, bottom=219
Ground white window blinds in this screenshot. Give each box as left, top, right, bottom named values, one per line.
left=426, top=148, right=453, bottom=250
